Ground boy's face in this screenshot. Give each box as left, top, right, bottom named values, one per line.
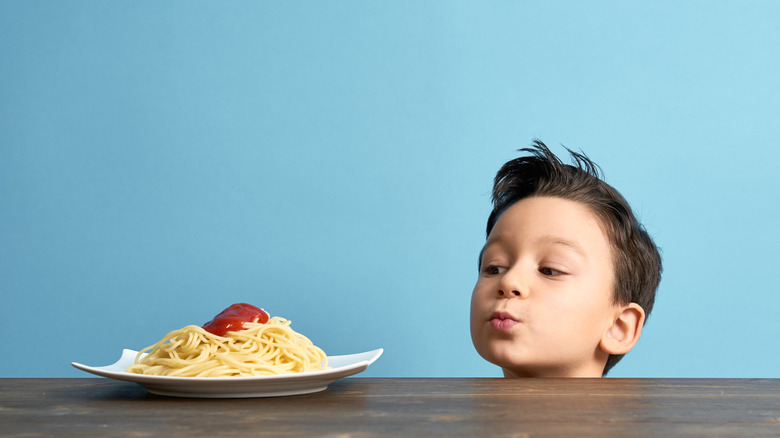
left=470, top=196, right=620, bottom=377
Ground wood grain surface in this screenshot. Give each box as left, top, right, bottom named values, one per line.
left=2, top=378, right=779, bottom=437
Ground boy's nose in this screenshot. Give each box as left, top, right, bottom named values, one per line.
left=497, top=289, right=524, bottom=298
left=497, top=270, right=528, bottom=298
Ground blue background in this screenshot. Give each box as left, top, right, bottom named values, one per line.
left=2, top=1, right=778, bottom=378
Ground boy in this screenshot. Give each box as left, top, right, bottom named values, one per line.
left=470, top=140, right=662, bottom=377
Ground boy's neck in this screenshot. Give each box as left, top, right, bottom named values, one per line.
left=502, top=362, right=606, bottom=378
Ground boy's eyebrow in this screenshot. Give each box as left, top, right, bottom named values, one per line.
left=481, top=234, right=587, bottom=258
left=537, top=235, right=587, bottom=257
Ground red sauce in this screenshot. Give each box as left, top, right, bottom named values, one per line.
left=202, top=303, right=270, bottom=336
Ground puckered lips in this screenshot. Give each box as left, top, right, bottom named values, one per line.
left=490, top=311, right=519, bottom=331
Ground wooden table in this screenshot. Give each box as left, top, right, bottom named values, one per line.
left=2, top=378, right=779, bottom=436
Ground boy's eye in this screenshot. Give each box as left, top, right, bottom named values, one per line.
left=539, top=267, right=564, bottom=276
left=482, top=265, right=505, bottom=275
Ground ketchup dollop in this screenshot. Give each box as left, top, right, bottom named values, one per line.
left=202, top=303, right=270, bottom=336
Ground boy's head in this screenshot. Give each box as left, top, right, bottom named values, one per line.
left=470, top=140, right=662, bottom=377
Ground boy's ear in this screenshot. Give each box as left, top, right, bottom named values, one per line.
left=600, top=303, right=646, bottom=356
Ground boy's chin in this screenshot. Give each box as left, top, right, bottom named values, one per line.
left=477, top=344, right=607, bottom=378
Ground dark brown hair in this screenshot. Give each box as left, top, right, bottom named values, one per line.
left=483, top=139, right=662, bottom=375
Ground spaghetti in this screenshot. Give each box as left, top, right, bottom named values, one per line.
left=126, top=315, right=329, bottom=377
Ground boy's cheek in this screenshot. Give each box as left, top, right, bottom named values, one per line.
left=469, top=285, right=483, bottom=309
left=469, top=289, right=490, bottom=320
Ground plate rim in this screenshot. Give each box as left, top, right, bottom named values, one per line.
left=71, top=347, right=384, bottom=385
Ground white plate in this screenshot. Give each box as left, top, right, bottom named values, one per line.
left=72, top=348, right=383, bottom=398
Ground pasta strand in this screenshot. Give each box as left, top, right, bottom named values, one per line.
left=126, top=317, right=329, bottom=377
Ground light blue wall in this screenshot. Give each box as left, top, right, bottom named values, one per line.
left=2, top=1, right=778, bottom=378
